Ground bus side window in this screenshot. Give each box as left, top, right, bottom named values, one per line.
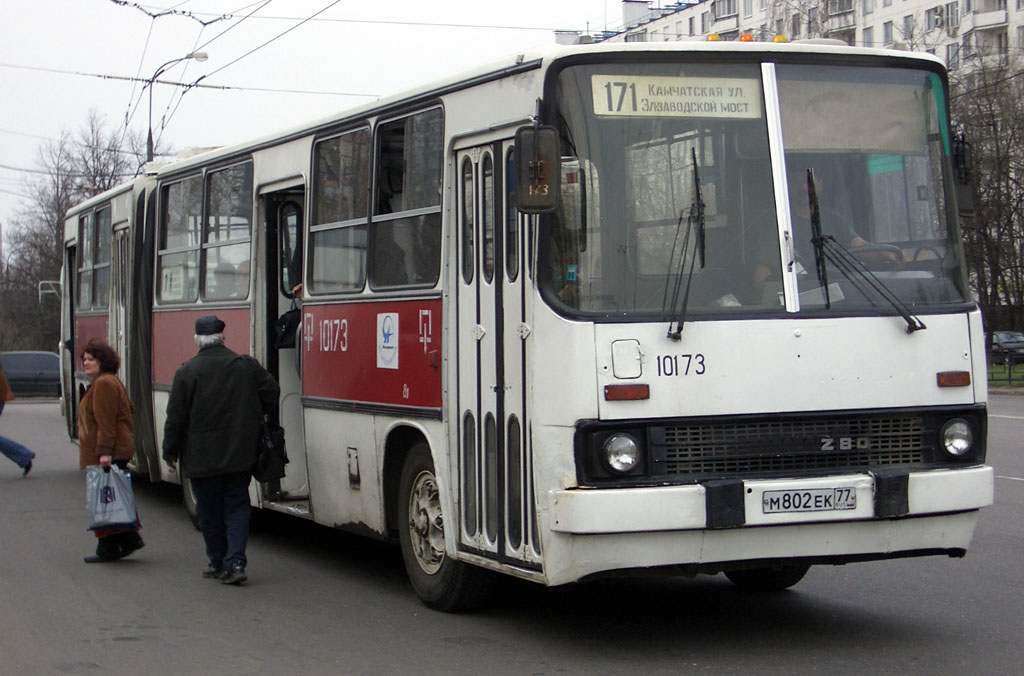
left=370, top=107, right=443, bottom=290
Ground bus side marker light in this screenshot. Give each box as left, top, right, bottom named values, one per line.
left=604, top=384, right=650, bottom=401
left=937, top=371, right=971, bottom=387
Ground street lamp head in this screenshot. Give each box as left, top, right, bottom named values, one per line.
left=146, top=51, right=210, bottom=162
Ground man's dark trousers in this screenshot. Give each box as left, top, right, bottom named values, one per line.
left=191, top=472, right=251, bottom=570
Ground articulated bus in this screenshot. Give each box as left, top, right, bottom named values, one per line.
left=61, top=40, right=992, bottom=610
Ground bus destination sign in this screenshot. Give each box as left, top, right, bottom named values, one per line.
left=591, top=75, right=761, bottom=119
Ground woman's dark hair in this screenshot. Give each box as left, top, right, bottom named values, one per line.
left=83, top=338, right=120, bottom=374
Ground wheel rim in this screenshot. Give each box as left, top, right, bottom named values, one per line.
left=407, top=469, right=445, bottom=575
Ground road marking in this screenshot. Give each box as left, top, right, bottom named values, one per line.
left=996, top=475, right=1024, bottom=482
left=989, top=414, right=1024, bottom=420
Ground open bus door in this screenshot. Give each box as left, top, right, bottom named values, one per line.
left=262, top=186, right=310, bottom=505
left=60, top=249, right=77, bottom=440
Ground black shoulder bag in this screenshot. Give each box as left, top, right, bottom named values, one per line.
left=245, top=355, right=289, bottom=483
left=254, top=418, right=288, bottom=483
left=274, top=302, right=301, bottom=349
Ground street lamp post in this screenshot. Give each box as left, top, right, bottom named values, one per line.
left=146, top=51, right=208, bottom=162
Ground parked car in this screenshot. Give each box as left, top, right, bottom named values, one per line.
left=990, top=331, right=1024, bottom=363
left=0, top=351, right=61, bottom=397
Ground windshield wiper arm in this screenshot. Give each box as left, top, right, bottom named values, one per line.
left=807, top=169, right=832, bottom=309
left=818, top=238, right=927, bottom=333
left=804, top=168, right=923, bottom=333
left=666, top=148, right=706, bottom=341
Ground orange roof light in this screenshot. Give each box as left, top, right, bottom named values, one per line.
left=773, top=34, right=788, bottom=42
left=739, top=34, right=754, bottom=42
left=706, top=33, right=722, bottom=41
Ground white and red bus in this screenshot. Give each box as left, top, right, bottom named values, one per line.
left=62, top=39, right=992, bottom=610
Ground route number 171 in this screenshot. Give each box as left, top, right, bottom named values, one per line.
left=604, top=81, right=638, bottom=113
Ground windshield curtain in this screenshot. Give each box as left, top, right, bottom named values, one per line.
left=775, top=64, right=968, bottom=313
left=544, top=60, right=968, bottom=318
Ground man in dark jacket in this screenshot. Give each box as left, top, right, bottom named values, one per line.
left=162, top=315, right=279, bottom=585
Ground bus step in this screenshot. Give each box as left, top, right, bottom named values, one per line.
left=264, top=499, right=312, bottom=519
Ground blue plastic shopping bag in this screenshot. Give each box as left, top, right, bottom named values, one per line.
left=86, top=465, right=138, bottom=530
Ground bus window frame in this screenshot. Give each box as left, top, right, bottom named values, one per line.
left=201, top=160, right=254, bottom=302
left=156, top=172, right=204, bottom=305
left=308, top=124, right=372, bottom=297
left=76, top=206, right=112, bottom=311
left=369, top=105, right=444, bottom=292
left=278, top=200, right=304, bottom=300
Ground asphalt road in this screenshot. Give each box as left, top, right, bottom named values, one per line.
left=0, top=398, right=1021, bottom=676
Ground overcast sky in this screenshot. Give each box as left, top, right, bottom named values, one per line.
left=0, top=0, right=632, bottom=233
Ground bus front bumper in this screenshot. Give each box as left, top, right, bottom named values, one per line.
left=541, top=466, right=993, bottom=585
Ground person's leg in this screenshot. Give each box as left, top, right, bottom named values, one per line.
left=190, top=476, right=228, bottom=571
left=0, top=435, right=35, bottom=470
left=221, top=473, right=252, bottom=581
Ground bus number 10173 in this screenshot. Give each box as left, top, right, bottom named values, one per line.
left=656, top=353, right=706, bottom=377
left=319, top=318, right=348, bottom=352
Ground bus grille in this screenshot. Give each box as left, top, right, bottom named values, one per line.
left=658, top=415, right=925, bottom=478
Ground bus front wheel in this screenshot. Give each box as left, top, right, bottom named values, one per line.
left=724, top=564, right=810, bottom=591
left=398, top=443, right=493, bottom=612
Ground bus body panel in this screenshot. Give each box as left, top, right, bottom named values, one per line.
left=593, top=313, right=980, bottom=420
left=301, top=299, right=442, bottom=409
left=302, top=408, right=381, bottom=534
left=73, top=314, right=108, bottom=373
left=151, top=307, right=252, bottom=386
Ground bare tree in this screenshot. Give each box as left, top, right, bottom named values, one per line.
left=951, top=54, right=1024, bottom=332
left=0, top=112, right=153, bottom=351
left=75, top=110, right=146, bottom=196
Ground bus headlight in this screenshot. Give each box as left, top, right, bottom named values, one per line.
left=602, top=433, right=641, bottom=474
left=940, top=418, right=973, bottom=457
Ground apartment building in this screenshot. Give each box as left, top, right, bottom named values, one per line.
left=590, top=0, right=1023, bottom=70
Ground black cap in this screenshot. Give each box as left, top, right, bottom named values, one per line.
left=195, top=315, right=225, bottom=335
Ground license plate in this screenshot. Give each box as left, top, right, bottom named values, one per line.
left=762, top=487, right=857, bottom=514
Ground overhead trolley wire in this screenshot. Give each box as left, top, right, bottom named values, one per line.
left=0, top=62, right=376, bottom=97
left=191, top=0, right=343, bottom=84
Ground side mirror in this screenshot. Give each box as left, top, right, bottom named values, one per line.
left=515, top=126, right=560, bottom=213
left=953, top=134, right=975, bottom=217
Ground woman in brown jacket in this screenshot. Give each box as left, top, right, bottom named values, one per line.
left=79, top=338, right=144, bottom=563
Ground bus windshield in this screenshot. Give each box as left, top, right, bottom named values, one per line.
left=545, top=60, right=969, bottom=318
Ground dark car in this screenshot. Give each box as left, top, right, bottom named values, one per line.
left=990, top=331, right=1024, bottom=363
left=0, top=351, right=61, bottom=397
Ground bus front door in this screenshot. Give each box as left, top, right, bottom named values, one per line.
left=455, top=140, right=541, bottom=569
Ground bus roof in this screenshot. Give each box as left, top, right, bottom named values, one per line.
left=67, top=39, right=945, bottom=213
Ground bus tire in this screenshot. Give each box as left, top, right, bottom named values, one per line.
left=398, top=442, right=494, bottom=612
left=724, top=564, right=810, bottom=591
left=182, top=477, right=201, bottom=530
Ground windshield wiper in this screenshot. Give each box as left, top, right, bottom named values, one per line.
left=804, top=168, right=926, bottom=334
left=666, top=148, right=706, bottom=341
left=807, top=169, right=832, bottom=308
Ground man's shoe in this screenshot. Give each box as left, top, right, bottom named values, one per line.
left=202, top=565, right=226, bottom=579
left=22, top=461, right=31, bottom=477
left=84, top=555, right=114, bottom=563
left=221, top=564, right=247, bottom=585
